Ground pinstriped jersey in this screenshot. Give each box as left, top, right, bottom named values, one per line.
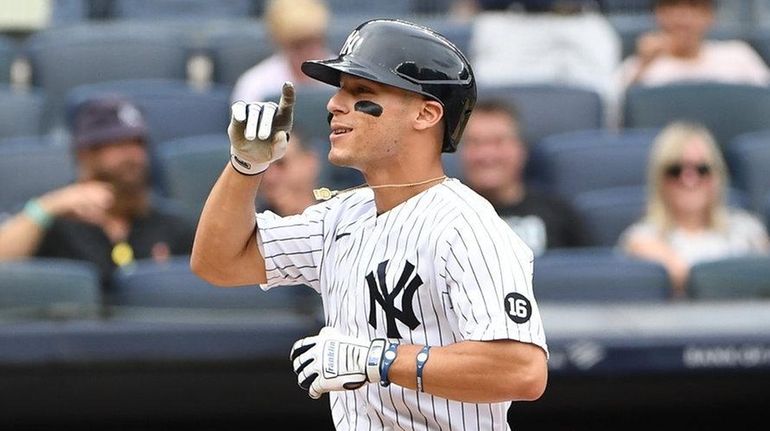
left=257, top=178, right=548, bottom=431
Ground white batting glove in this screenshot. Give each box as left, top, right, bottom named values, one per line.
left=290, top=327, right=388, bottom=399
left=228, top=81, right=295, bottom=175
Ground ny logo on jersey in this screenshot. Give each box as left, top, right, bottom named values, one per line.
left=366, top=260, right=422, bottom=338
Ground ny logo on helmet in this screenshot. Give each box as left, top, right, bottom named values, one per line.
left=366, top=260, right=422, bottom=338
left=339, top=30, right=362, bottom=56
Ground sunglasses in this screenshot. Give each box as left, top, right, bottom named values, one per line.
left=664, top=163, right=712, bottom=179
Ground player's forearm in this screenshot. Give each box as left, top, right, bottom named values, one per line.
left=0, top=214, right=45, bottom=259
left=387, top=340, right=547, bottom=403
left=191, top=165, right=267, bottom=286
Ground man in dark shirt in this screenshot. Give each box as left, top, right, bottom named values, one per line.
left=0, top=95, right=194, bottom=288
left=460, top=99, right=584, bottom=255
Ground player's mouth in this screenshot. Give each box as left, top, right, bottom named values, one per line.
left=330, top=123, right=353, bottom=141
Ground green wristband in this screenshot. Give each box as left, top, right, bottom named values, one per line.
left=23, top=199, right=53, bottom=229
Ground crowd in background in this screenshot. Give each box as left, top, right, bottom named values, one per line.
left=0, top=0, right=769, bottom=301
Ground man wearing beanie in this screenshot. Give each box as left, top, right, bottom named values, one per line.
left=0, top=95, right=195, bottom=289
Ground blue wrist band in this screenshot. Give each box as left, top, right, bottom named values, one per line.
left=416, top=345, right=431, bottom=393
left=379, top=341, right=399, bottom=387
left=23, top=199, right=53, bottom=229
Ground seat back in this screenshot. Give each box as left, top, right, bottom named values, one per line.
left=534, top=128, right=658, bottom=198
left=112, top=0, right=255, bottom=20
left=24, top=23, right=189, bottom=128
left=534, top=248, right=671, bottom=302
left=477, top=84, right=603, bottom=147
left=623, top=83, right=770, bottom=148
left=0, top=258, right=101, bottom=318
left=0, top=86, right=45, bottom=139
left=726, top=130, right=770, bottom=214
left=155, top=134, right=230, bottom=223
left=111, top=257, right=315, bottom=312
left=688, top=256, right=770, bottom=299
left=0, top=136, right=75, bottom=212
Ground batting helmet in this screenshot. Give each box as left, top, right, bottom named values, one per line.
left=301, top=19, right=477, bottom=153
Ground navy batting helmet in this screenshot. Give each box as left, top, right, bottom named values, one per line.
left=301, top=19, right=477, bottom=153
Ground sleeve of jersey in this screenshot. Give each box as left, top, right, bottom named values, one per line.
left=440, top=218, right=548, bottom=354
left=256, top=205, right=327, bottom=293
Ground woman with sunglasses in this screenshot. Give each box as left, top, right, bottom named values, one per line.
left=620, top=121, right=769, bottom=298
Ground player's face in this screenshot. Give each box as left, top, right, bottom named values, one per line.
left=661, top=136, right=718, bottom=217
left=326, top=74, right=422, bottom=169
left=460, top=111, right=525, bottom=194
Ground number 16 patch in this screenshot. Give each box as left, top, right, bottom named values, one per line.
left=504, top=292, right=532, bottom=324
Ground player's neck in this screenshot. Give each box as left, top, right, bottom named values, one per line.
left=365, top=165, right=446, bottom=214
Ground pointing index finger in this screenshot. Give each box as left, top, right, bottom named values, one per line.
left=278, top=81, right=295, bottom=112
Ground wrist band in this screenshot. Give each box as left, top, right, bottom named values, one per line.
left=23, top=199, right=53, bottom=229
left=366, top=339, right=387, bottom=383
left=416, top=345, right=431, bottom=393
left=229, top=149, right=270, bottom=176
left=379, top=341, right=399, bottom=387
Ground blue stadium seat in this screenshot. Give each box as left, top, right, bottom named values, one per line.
left=66, top=79, right=231, bottom=148
left=23, top=23, right=190, bottom=129
left=622, top=83, right=770, bottom=148
left=533, top=128, right=659, bottom=198
left=0, top=136, right=75, bottom=212
left=726, top=130, right=770, bottom=214
left=533, top=247, right=671, bottom=302
left=688, top=256, right=770, bottom=299
left=206, top=22, right=273, bottom=86
left=572, top=186, right=752, bottom=247
left=749, top=29, right=770, bottom=68
left=477, top=84, right=604, bottom=146
left=0, top=35, right=14, bottom=83
left=155, top=134, right=229, bottom=223
left=111, top=0, right=255, bottom=20
left=0, top=258, right=101, bottom=317
left=111, top=256, right=317, bottom=311
left=324, top=0, right=412, bottom=18
left=0, top=85, right=45, bottom=139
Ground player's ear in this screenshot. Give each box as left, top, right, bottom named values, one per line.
left=413, top=99, right=443, bottom=132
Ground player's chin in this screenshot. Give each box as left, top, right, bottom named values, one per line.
left=327, top=147, right=353, bottom=168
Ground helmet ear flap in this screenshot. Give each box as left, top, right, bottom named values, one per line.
left=301, top=18, right=476, bottom=153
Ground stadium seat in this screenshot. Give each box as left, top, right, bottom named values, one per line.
left=206, top=22, right=274, bottom=86
left=606, top=13, right=656, bottom=60
left=0, top=136, right=75, bottom=212
left=23, top=23, right=190, bottom=129
left=688, top=256, right=770, bottom=299
left=533, top=128, right=659, bottom=198
left=155, top=134, right=229, bottom=223
left=533, top=247, right=671, bottom=302
left=749, top=29, right=770, bottom=68
left=622, top=83, right=770, bottom=148
left=0, top=35, right=14, bottom=83
left=66, top=79, right=231, bottom=148
left=0, top=85, right=45, bottom=139
left=0, top=258, right=101, bottom=318
left=477, top=84, right=603, bottom=147
left=726, top=129, right=770, bottom=213
left=111, top=0, right=256, bottom=20
left=110, top=256, right=317, bottom=311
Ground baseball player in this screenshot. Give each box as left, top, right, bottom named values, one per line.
left=192, top=19, right=548, bottom=430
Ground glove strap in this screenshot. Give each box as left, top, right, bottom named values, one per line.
left=379, top=340, right=399, bottom=387
left=416, top=345, right=431, bottom=393
left=229, top=147, right=270, bottom=176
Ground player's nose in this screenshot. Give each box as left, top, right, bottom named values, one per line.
left=326, top=89, right=349, bottom=119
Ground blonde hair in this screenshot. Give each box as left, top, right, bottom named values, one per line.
left=644, top=121, right=729, bottom=231
left=265, top=0, right=329, bottom=47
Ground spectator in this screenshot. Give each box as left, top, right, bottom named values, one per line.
left=617, top=0, right=770, bottom=91
left=257, top=130, right=320, bottom=216
left=619, top=121, right=769, bottom=298
left=466, top=0, right=621, bottom=126
left=460, top=99, right=585, bottom=255
left=0, top=95, right=195, bottom=288
left=230, top=0, right=331, bottom=104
